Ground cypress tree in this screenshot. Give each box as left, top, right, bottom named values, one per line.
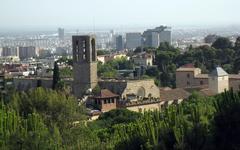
left=52, top=61, right=60, bottom=90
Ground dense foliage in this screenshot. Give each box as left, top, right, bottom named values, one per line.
left=75, top=90, right=240, bottom=150
left=2, top=88, right=240, bottom=149
left=1, top=88, right=87, bottom=149
left=154, top=37, right=240, bottom=87
left=98, top=57, right=134, bottom=78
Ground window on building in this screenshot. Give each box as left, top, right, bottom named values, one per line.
left=108, top=99, right=111, bottom=103
left=82, top=40, right=86, bottom=61
left=187, top=81, right=190, bottom=85
left=200, top=81, right=203, bottom=85
left=104, top=100, right=107, bottom=104
left=111, top=99, right=115, bottom=103
left=187, top=74, right=190, bottom=78
left=91, top=39, right=96, bottom=61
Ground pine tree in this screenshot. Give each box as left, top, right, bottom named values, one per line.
left=52, top=61, right=60, bottom=90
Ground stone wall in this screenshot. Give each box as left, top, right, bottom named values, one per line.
left=98, top=80, right=127, bottom=95
left=209, top=76, right=229, bottom=94
left=73, top=62, right=98, bottom=97
left=126, top=99, right=183, bottom=113
left=126, top=102, right=162, bottom=112
left=229, top=78, right=240, bottom=92
left=101, top=98, right=117, bottom=112
left=122, top=79, right=160, bottom=98
left=176, top=69, right=208, bottom=88
left=13, top=78, right=72, bottom=91
left=99, top=79, right=160, bottom=99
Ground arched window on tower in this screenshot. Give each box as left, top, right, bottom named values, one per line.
left=82, top=40, right=86, bottom=61
left=91, top=38, right=96, bottom=61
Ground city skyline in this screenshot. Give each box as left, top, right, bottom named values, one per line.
left=1, top=0, right=240, bottom=31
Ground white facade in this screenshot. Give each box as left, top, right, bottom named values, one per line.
left=209, top=67, right=229, bottom=94
left=132, top=54, right=153, bottom=66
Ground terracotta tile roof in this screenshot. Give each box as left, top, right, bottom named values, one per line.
left=95, top=89, right=119, bottom=98
left=181, top=63, right=195, bottom=68
left=176, top=67, right=199, bottom=72
left=229, top=74, right=240, bottom=79
left=160, top=88, right=191, bottom=101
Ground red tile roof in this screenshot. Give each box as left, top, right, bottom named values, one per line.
left=181, top=63, right=195, bottom=68
left=160, top=88, right=191, bottom=101
left=94, top=89, right=119, bottom=98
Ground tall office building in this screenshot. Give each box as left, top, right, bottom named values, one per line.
left=116, top=35, right=124, bottom=51
left=58, top=28, right=65, bottom=40
left=143, top=31, right=159, bottom=48
left=126, top=33, right=142, bottom=49
left=1, top=47, right=18, bottom=57
left=56, top=47, right=67, bottom=56
left=19, top=46, right=37, bottom=60
left=159, top=30, right=172, bottom=44
left=0, top=48, right=2, bottom=57
left=143, top=26, right=172, bottom=48
left=72, top=35, right=98, bottom=98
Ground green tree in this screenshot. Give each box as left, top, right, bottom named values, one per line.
left=213, top=90, right=240, bottom=150
left=52, top=61, right=60, bottom=90
left=212, top=37, right=232, bottom=49
left=235, top=37, right=240, bottom=50
left=233, top=57, right=240, bottom=74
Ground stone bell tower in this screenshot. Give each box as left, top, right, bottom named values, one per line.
left=72, top=35, right=98, bottom=98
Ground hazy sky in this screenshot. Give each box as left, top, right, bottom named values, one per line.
left=1, top=0, right=240, bottom=30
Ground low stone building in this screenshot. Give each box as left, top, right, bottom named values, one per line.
left=132, top=52, right=153, bottom=67
left=176, top=67, right=208, bottom=88
left=98, top=79, right=160, bottom=99
left=91, top=89, right=120, bottom=112
left=176, top=65, right=240, bottom=94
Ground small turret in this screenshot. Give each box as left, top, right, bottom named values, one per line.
left=209, top=67, right=229, bottom=94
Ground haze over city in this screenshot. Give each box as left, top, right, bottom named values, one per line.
left=1, top=0, right=240, bottom=149
left=1, top=0, right=240, bottom=31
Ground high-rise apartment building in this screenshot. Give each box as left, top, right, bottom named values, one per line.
left=143, top=31, right=159, bottom=48
left=159, top=30, right=172, bottom=44
left=1, top=47, right=18, bottom=57
left=116, top=35, right=124, bottom=51
left=58, top=28, right=65, bottom=40
left=19, top=46, right=37, bottom=60
left=143, top=26, right=172, bottom=48
left=126, top=33, right=142, bottom=49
